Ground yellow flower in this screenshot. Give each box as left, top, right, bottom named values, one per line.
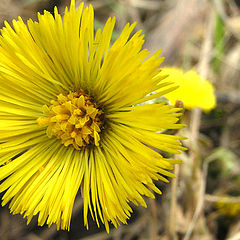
left=216, top=198, right=240, bottom=217
left=0, top=0, right=186, bottom=232
left=160, top=68, right=216, bottom=112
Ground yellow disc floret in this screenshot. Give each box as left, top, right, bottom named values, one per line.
left=37, top=91, right=103, bottom=149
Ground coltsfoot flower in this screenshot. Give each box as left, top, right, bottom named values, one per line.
left=0, top=0, right=186, bottom=232
left=160, top=68, right=216, bottom=112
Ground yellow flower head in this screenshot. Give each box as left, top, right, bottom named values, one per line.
left=216, top=198, right=240, bottom=217
left=160, top=68, right=216, bottom=112
left=0, top=0, right=186, bottom=232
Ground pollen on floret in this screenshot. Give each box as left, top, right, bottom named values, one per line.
left=37, top=90, right=103, bottom=149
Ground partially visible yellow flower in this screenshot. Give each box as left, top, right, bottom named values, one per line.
left=159, top=68, right=216, bottom=112
left=216, top=198, right=240, bottom=217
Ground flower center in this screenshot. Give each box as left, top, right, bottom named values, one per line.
left=37, top=91, right=103, bottom=149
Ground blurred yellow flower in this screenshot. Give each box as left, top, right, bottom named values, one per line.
left=0, top=0, right=186, bottom=232
left=216, top=198, right=240, bottom=217
left=160, top=68, right=216, bottom=112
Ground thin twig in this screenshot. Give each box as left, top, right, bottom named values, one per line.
left=168, top=165, right=179, bottom=240
left=183, top=8, right=215, bottom=240
left=213, top=0, right=240, bottom=40
left=183, top=158, right=210, bottom=240
left=205, top=194, right=240, bottom=203
left=149, top=197, right=159, bottom=240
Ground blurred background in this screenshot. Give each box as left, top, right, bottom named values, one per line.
left=0, top=0, right=240, bottom=239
